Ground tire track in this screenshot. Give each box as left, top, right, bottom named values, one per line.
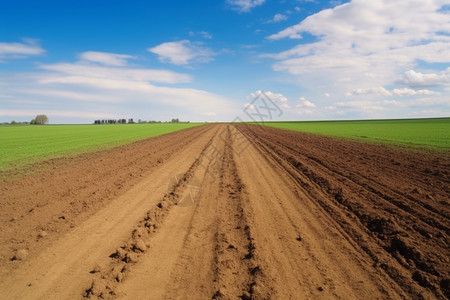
left=2, top=123, right=447, bottom=299
left=230, top=125, right=406, bottom=299
left=244, top=125, right=448, bottom=231
left=0, top=125, right=217, bottom=300
left=0, top=125, right=212, bottom=280
left=238, top=124, right=449, bottom=299
left=82, top=129, right=218, bottom=299
left=111, top=125, right=272, bottom=299
left=211, top=125, right=270, bottom=299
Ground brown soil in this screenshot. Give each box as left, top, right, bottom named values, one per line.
left=0, top=124, right=448, bottom=299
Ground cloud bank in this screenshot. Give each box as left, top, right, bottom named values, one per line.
left=265, top=0, right=450, bottom=117
left=0, top=51, right=238, bottom=122
left=0, top=39, right=45, bottom=61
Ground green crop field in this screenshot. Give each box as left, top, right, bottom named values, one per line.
left=0, top=123, right=203, bottom=171
left=263, top=118, right=450, bottom=150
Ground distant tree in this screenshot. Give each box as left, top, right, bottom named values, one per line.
left=30, top=119, right=36, bottom=125
left=34, top=114, right=48, bottom=125
left=10, top=120, right=17, bottom=125
left=171, top=118, right=179, bottom=123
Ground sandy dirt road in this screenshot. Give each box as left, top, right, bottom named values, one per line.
left=0, top=124, right=448, bottom=299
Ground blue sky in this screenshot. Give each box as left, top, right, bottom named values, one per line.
left=1, top=0, right=449, bottom=123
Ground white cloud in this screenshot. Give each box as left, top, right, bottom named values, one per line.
left=295, top=109, right=314, bottom=115
left=248, top=90, right=288, bottom=102
left=0, top=39, right=45, bottom=61
left=2, top=70, right=237, bottom=121
left=244, top=103, right=256, bottom=109
left=396, top=69, right=450, bottom=88
left=246, top=91, right=318, bottom=116
left=264, top=0, right=450, bottom=117
left=266, top=1, right=450, bottom=84
left=268, top=1, right=450, bottom=43
left=264, top=91, right=288, bottom=102
left=346, top=87, right=392, bottom=97
left=79, top=51, right=135, bottom=66
left=325, top=100, right=385, bottom=113
left=324, top=94, right=450, bottom=118
left=245, top=90, right=288, bottom=117
left=391, top=87, right=437, bottom=96
left=148, top=40, right=215, bottom=65
left=22, top=89, right=122, bottom=103
left=227, top=0, right=265, bottom=12
left=0, top=51, right=239, bottom=123
left=189, top=31, right=213, bottom=39
left=408, top=95, right=450, bottom=106
left=269, top=13, right=288, bottom=23
left=0, top=109, right=120, bottom=120
left=39, top=63, right=192, bottom=84
left=409, top=109, right=450, bottom=118
left=34, top=73, right=234, bottom=116
left=382, top=99, right=404, bottom=106
left=297, top=97, right=316, bottom=107
left=294, top=97, right=316, bottom=115
left=346, top=86, right=438, bottom=97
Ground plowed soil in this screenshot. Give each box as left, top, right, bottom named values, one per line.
left=0, top=124, right=448, bottom=299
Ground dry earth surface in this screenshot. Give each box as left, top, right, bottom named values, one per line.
left=0, top=124, right=448, bottom=299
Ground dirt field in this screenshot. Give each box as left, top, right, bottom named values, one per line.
left=0, top=124, right=448, bottom=299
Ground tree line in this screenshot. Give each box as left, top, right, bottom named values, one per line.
left=93, top=118, right=183, bottom=124
left=1, top=114, right=186, bottom=126
left=94, top=119, right=134, bottom=124
left=1, top=114, right=48, bottom=125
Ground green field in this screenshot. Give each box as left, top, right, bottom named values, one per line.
left=263, top=118, right=450, bottom=150
left=0, top=123, right=203, bottom=171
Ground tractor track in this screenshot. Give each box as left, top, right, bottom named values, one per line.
left=0, top=123, right=448, bottom=299
left=237, top=124, right=449, bottom=299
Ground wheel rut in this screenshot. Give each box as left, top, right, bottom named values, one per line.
left=1, top=123, right=448, bottom=300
